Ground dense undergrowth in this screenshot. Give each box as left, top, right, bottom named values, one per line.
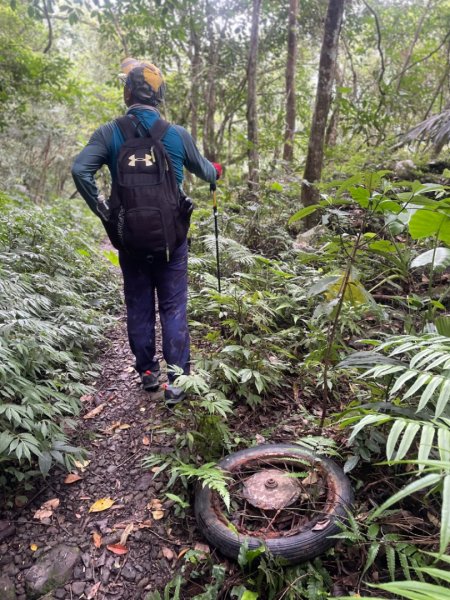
left=0, top=192, right=120, bottom=489
left=146, top=174, right=450, bottom=599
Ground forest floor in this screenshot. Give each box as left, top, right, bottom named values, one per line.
left=0, top=306, right=372, bottom=600
left=0, top=311, right=345, bottom=600
left=0, top=252, right=408, bottom=600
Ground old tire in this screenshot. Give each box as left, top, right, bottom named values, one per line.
left=195, top=443, right=353, bottom=564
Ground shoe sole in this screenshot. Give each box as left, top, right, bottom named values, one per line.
left=164, top=395, right=186, bottom=406
left=143, top=383, right=160, bottom=392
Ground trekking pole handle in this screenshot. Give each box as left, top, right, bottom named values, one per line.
left=211, top=184, right=218, bottom=210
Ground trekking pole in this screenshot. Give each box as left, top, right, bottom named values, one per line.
left=211, top=183, right=222, bottom=294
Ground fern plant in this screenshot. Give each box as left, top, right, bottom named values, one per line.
left=142, top=453, right=231, bottom=509
left=339, top=333, right=450, bottom=553
left=0, top=196, right=120, bottom=485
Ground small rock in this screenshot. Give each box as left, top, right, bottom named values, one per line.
left=54, top=589, right=66, bottom=599
left=121, top=563, right=136, bottom=581
left=137, top=577, right=150, bottom=588
left=71, top=581, right=85, bottom=596
left=0, top=576, right=17, bottom=600
left=0, top=521, right=15, bottom=542
left=81, top=552, right=90, bottom=568
left=135, top=474, right=153, bottom=491
left=24, top=544, right=80, bottom=600
left=100, top=566, right=111, bottom=585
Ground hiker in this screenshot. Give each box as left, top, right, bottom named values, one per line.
left=72, top=58, right=222, bottom=405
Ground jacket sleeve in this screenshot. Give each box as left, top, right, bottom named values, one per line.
left=71, top=125, right=112, bottom=215
left=173, top=125, right=217, bottom=184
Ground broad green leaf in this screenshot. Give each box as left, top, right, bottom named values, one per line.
left=102, top=249, right=119, bottom=267
left=395, top=422, right=421, bottom=460
left=409, top=210, right=450, bottom=243
left=418, top=567, right=450, bottom=584
left=369, top=240, right=397, bottom=253
left=417, top=376, right=443, bottom=411
left=376, top=580, right=450, bottom=600
left=288, top=205, right=320, bottom=224
left=390, top=370, right=419, bottom=396
left=418, top=425, right=435, bottom=471
left=386, top=419, right=406, bottom=461
left=435, top=379, right=450, bottom=418
left=435, top=317, right=450, bottom=338
left=438, top=427, right=450, bottom=462
left=440, top=474, right=450, bottom=555
left=370, top=473, right=441, bottom=520
left=307, top=276, right=340, bottom=298
left=269, top=182, right=283, bottom=192
left=349, top=414, right=390, bottom=443
left=403, top=373, right=432, bottom=400
left=411, top=248, right=450, bottom=269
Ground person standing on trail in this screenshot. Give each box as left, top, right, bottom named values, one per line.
left=71, top=58, right=222, bottom=405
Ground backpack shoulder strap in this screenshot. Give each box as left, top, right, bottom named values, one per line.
left=115, top=115, right=138, bottom=140
left=148, top=118, right=170, bottom=142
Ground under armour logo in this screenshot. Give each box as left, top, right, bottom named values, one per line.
left=128, top=153, right=154, bottom=167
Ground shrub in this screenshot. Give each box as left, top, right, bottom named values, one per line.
left=0, top=195, right=120, bottom=485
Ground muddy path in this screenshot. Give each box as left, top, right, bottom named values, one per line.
left=0, top=311, right=206, bottom=600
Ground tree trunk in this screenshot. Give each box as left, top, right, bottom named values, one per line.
left=283, top=0, right=299, bottom=163
left=301, top=0, right=345, bottom=225
left=189, top=13, right=201, bottom=141
left=325, top=63, right=343, bottom=147
left=203, top=8, right=217, bottom=161
left=247, top=0, right=262, bottom=192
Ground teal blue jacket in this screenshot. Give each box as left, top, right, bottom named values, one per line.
left=72, top=105, right=216, bottom=216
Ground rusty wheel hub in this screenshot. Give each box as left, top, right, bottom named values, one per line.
left=242, top=469, right=301, bottom=510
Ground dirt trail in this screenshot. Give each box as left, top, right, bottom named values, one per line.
left=1, top=313, right=199, bottom=600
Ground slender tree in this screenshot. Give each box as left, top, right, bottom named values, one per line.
left=301, top=0, right=345, bottom=223
left=247, top=0, right=262, bottom=191
left=283, top=0, right=299, bottom=163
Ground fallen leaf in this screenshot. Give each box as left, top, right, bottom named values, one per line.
left=162, top=547, right=174, bottom=561
left=138, top=520, right=153, bottom=529
left=302, top=471, right=319, bottom=486
left=107, top=543, right=128, bottom=555
left=74, top=459, right=91, bottom=472
left=152, top=510, right=165, bottom=520
left=80, top=394, right=93, bottom=403
left=124, top=366, right=135, bottom=373
left=64, top=473, right=82, bottom=484
left=194, top=542, right=210, bottom=559
left=255, top=434, right=265, bottom=444
left=14, top=495, right=28, bottom=508
left=118, top=423, right=131, bottom=430
left=30, top=543, right=38, bottom=552
left=83, top=403, right=106, bottom=419
left=148, top=498, right=163, bottom=510
left=89, top=498, right=115, bottom=513
left=177, top=547, right=190, bottom=560
left=119, top=523, right=134, bottom=546
left=312, top=519, right=330, bottom=531
left=86, top=581, right=101, bottom=599
left=33, top=498, right=60, bottom=521
left=92, top=532, right=102, bottom=548
left=142, top=436, right=150, bottom=445
left=139, top=407, right=146, bottom=412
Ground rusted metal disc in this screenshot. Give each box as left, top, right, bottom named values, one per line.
left=242, top=469, right=300, bottom=510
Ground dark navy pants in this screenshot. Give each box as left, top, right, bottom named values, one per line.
left=119, top=240, right=190, bottom=382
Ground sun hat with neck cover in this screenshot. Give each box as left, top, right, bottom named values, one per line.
left=120, top=58, right=166, bottom=106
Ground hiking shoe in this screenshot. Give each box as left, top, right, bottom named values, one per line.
left=141, top=369, right=161, bottom=392
left=163, top=384, right=186, bottom=406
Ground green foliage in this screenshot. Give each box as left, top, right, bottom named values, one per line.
left=142, top=453, right=231, bottom=510
left=0, top=195, right=119, bottom=484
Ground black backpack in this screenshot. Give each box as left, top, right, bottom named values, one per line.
left=103, top=116, right=189, bottom=261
